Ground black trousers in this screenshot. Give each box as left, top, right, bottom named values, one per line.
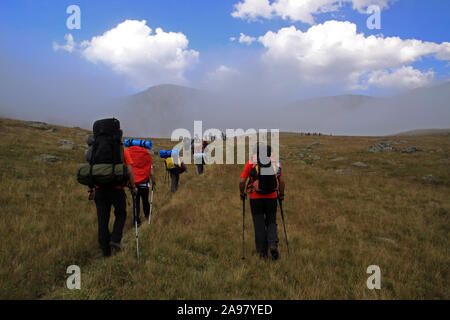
left=249, top=198, right=279, bottom=255
left=196, top=164, right=204, bottom=175
left=94, top=188, right=127, bottom=255
left=170, top=171, right=180, bottom=193
left=135, top=186, right=150, bottom=223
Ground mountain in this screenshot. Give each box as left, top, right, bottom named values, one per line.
left=392, top=129, right=450, bottom=136
left=275, top=82, right=450, bottom=136
left=117, top=82, right=450, bottom=137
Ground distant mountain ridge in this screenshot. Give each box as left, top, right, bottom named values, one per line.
left=117, top=81, right=450, bottom=137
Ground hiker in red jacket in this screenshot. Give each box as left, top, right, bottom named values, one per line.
left=128, top=146, right=156, bottom=226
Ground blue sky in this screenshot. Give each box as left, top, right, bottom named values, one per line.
left=1, top=0, right=449, bottom=100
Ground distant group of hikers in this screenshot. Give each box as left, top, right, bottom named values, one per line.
left=77, top=118, right=286, bottom=261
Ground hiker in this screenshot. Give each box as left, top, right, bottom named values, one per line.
left=164, top=151, right=186, bottom=193
left=239, top=143, right=285, bottom=260
left=192, top=139, right=208, bottom=175
left=84, top=119, right=137, bottom=257
left=128, top=145, right=156, bottom=226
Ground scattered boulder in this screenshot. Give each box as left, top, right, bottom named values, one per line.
left=35, top=154, right=60, bottom=163
left=311, top=141, right=324, bottom=147
left=59, top=139, right=75, bottom=150
left=300, top=146, right=313, bottom=152
left=330, top=157, right=346, bottom=162
left=422, top=174, right=435, bottom=180
left=336, top=169, right=354, bottom=174
left=368, top=141, right=395, bottom=153
left=375, top=236, right=397, bottom=245
left=311, top=155, right=321, bottom=161
left=385, top=160, right=396, bottom=165
left=402, top=146, right=421, bottom=153
left=24, top=121, right=54, bottom=130
left=352, top=161, right=369, bottom=168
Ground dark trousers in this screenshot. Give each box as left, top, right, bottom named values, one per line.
left=196, top=164, right=204, bottom=175
left=94, top=188, right=127, bottom=256
left=250, top=198, right=279, bottom=255
left=170, top=171, right=180, bottom=193
left=135, top=186, right=150, bottom=223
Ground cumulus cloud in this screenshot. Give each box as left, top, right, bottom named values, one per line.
left=366, top=66, right=435, bottom=89
left=232, top=0, right=395, bottom=24
left=53, top=34, right=76, bottom=52
left=239, top=33, right=257, bottom=45
left=80, top=20, right=199, bottom=89
left=257, top=21, right=450, bottom=89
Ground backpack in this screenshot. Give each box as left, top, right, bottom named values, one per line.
left=165, top=156, right=186, bottom=174
left=249, top=145, right=280, bottom=194
left=128, top=146, right=152, bottom=184
left=77, top=118, right=128, bottom=187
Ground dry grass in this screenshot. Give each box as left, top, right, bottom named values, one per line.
left=0, top=118, right=448, bottom=300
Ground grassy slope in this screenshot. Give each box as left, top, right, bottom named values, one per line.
left=0, top=118, right=448, bottom=300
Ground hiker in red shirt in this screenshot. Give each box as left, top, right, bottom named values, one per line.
left=239, top=143, right=285, bottom=260
left=128, top=146, right=156, bottom=226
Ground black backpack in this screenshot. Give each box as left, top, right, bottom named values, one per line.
left=90, top=118, right=124, bottom=165
left=77, top=118, right=128, bottom=187
left=250, top=144, right=279, bottom=194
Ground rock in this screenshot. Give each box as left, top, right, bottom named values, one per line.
left=352, top=161, right=368, bottom=168
left=46, top=128, right=56, bottom=133
left=368, top=141, right=395, bottom=153
left=35, top=154, right=60, bottom=163
left=330, top=157, right=346, bottom=162
left=59, top=139, right=75, bottom=150
left=375, top=236, right=397, bottom=245
left=336, top=169, right=354, bottom=174
left=301, top=146, right=313, bottom=152
left=311, top=155, right=321, bottom=161
left=24, top=121, right=54, bottom=130
left=438, top=158, right=450, bottom=164
left=422, top=174, right=435, bottom=180
left=402, top=146, right=421, bottom=153
left=311, top=141, right=324, bottom=147
left=436, top=148, right=443, bottom=153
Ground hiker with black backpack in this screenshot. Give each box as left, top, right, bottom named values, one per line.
left=128, top=144, right=156, bottom=226
left=239, top=143, right=285, bottom=260
left=78, top=118, right=137, bottom=257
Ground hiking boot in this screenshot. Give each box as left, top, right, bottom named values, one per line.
left=109, top=241, right=123, bottom=252
left=270, top=246, right=279, bottom=261
left=259, top=251, right=268, bottom=260
left=102, top=247, right=111, bottom=258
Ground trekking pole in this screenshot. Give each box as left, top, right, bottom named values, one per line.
left=131, top=189, right=140, bottom=260
left=148, top=184, right=154, bottom=225
left=277, top=192, right=290, bottom=256
left=242, top=196, right=246, bottom=260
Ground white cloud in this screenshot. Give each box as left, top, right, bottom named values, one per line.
left=239, top=33, right=257, bottom=45
left=80, top=20, right=199, bottom=89
left=367, top=66, right=435, bottom=89
left=207, top=65, right=240, bottom=82
left=257, top=21, right=450, bottom=89
left=232, top=0, right=395, bottom=24
left=230, top=37, right=237, bottom=42
left=53, top=34, right=75, bottom=52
